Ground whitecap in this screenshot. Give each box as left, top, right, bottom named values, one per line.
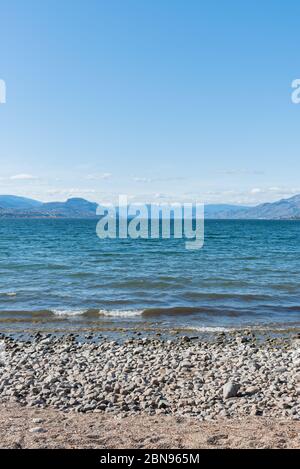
left=98, top=309, right=144, bottom=318
left=51, top=309, right=87, bottom=317
left=183, top=326, right=233, bottom=333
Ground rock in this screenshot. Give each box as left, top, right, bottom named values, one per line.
left=157, top=399, right=169, bottom=409
left=223, top=381, right=240, bottom=399
left=250, top=406, right=263, bottom=416
left=32, top=418, right=44, bottom=424
left=237, top=336, right=251, bottom=344
left=245, top=387, right=259, bottom=396
left=29, top=427, right=46, bottom=433
left=182, top=336, right=190, bottom=342
left=12, top=441, right=22, bottom=449
left=180, top=360, right=193, bottom=369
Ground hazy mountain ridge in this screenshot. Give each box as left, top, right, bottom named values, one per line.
left=0, top=196, right=98, bottom=218
left=0, top=195, right=43, bottom=210
left=213, top=194, right=300, bottom=219
left=204, top=204, right=249, bottom=218
left=0, top=194, right=300, bottom=219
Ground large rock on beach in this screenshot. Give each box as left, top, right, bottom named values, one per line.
left=223, top=381, right=240, bottom=399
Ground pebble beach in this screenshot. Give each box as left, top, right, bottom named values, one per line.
left=0, top=330, right=299, bottom=448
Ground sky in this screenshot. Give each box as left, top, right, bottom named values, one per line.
left=0, top=0, right=300, bottom=205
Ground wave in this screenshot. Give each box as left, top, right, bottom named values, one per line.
left=0, top=305, right=277, bottom=319
left=98, top=309, right=144, bottom=318
left=0, top=305, right=300, bottom=323
left=183, top=326, right=233, bottom=333
left=51, top=309, right=88, bottom=317
left=0, top=306, right=234, bottom=319
left=0, top=292, right=17, bottom=297
left=2, top=308, right=144, bottom=319
left=51, top=306, right=258, bottom=319
left=51, top=309, right=144, bottom=318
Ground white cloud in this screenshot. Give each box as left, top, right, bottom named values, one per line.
left=86, top=172, right=112, bottom=181
left=218, top=169, right=265, bottom=176
left=10, top=174, right=36, bottom=181
left=133, top=176, right=185, bottom=183
left=250, top=188, right=262, bottom=194
left=133, top=177, right=153, bottom=183
left=46, top=188, right=97, bottom=197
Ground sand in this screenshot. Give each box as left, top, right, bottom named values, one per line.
left=0, top=403, right=299, bottom=449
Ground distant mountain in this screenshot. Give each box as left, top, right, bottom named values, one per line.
left=0, top=197, right=98, bottom=218
left=204, top=204, right=249, bottom=218
left=0, top=195, right=42, bottom=210
left=215, top=194, right=300, bottom=219
left=39, top=198, right=98, bottom=217
left=0, top=194, right=300, bottom=219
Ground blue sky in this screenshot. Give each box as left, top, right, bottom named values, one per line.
left=0, top=0, right=300, bottom=205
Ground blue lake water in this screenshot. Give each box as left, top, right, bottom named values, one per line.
left=0, top=219, right=299, bottom=334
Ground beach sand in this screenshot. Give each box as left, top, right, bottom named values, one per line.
left=0, top=402, right=299, bottom=449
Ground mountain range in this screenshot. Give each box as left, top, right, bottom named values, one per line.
left=0, top=194, right=300, bottom=219
left=0, top=196, right=98, bottom=218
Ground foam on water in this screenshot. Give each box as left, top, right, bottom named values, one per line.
left=184, top=326, right=233, bottom=333
left=51, top=309, right=87, bottom=317
left=98, top=309, right=144, bottom=318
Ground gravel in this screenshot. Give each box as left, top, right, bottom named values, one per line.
left=0, top=332, right=299, bottom=421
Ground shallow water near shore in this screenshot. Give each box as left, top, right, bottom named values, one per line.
left=0, top=219, right=300, bottom=335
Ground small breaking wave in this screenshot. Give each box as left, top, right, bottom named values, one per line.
left=183, top=326, right=233, bottom=333
left=98, top=309, right=144, bottom=318
left=51, top=309, right=88, bottom=317
left=0, top=292, right=17, bottom=297
left=47, top=308, right=144, bottom=318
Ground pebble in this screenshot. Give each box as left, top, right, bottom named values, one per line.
left=29, top=427, right=46, bottom=433
left=0, top=332, right=298, bottom=421
left=32, top=418, right=44, bottom=424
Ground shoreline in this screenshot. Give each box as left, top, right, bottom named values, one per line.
left=0, top=330, right=299, bottom=448
left=0, top=323, right=299, bottom=344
